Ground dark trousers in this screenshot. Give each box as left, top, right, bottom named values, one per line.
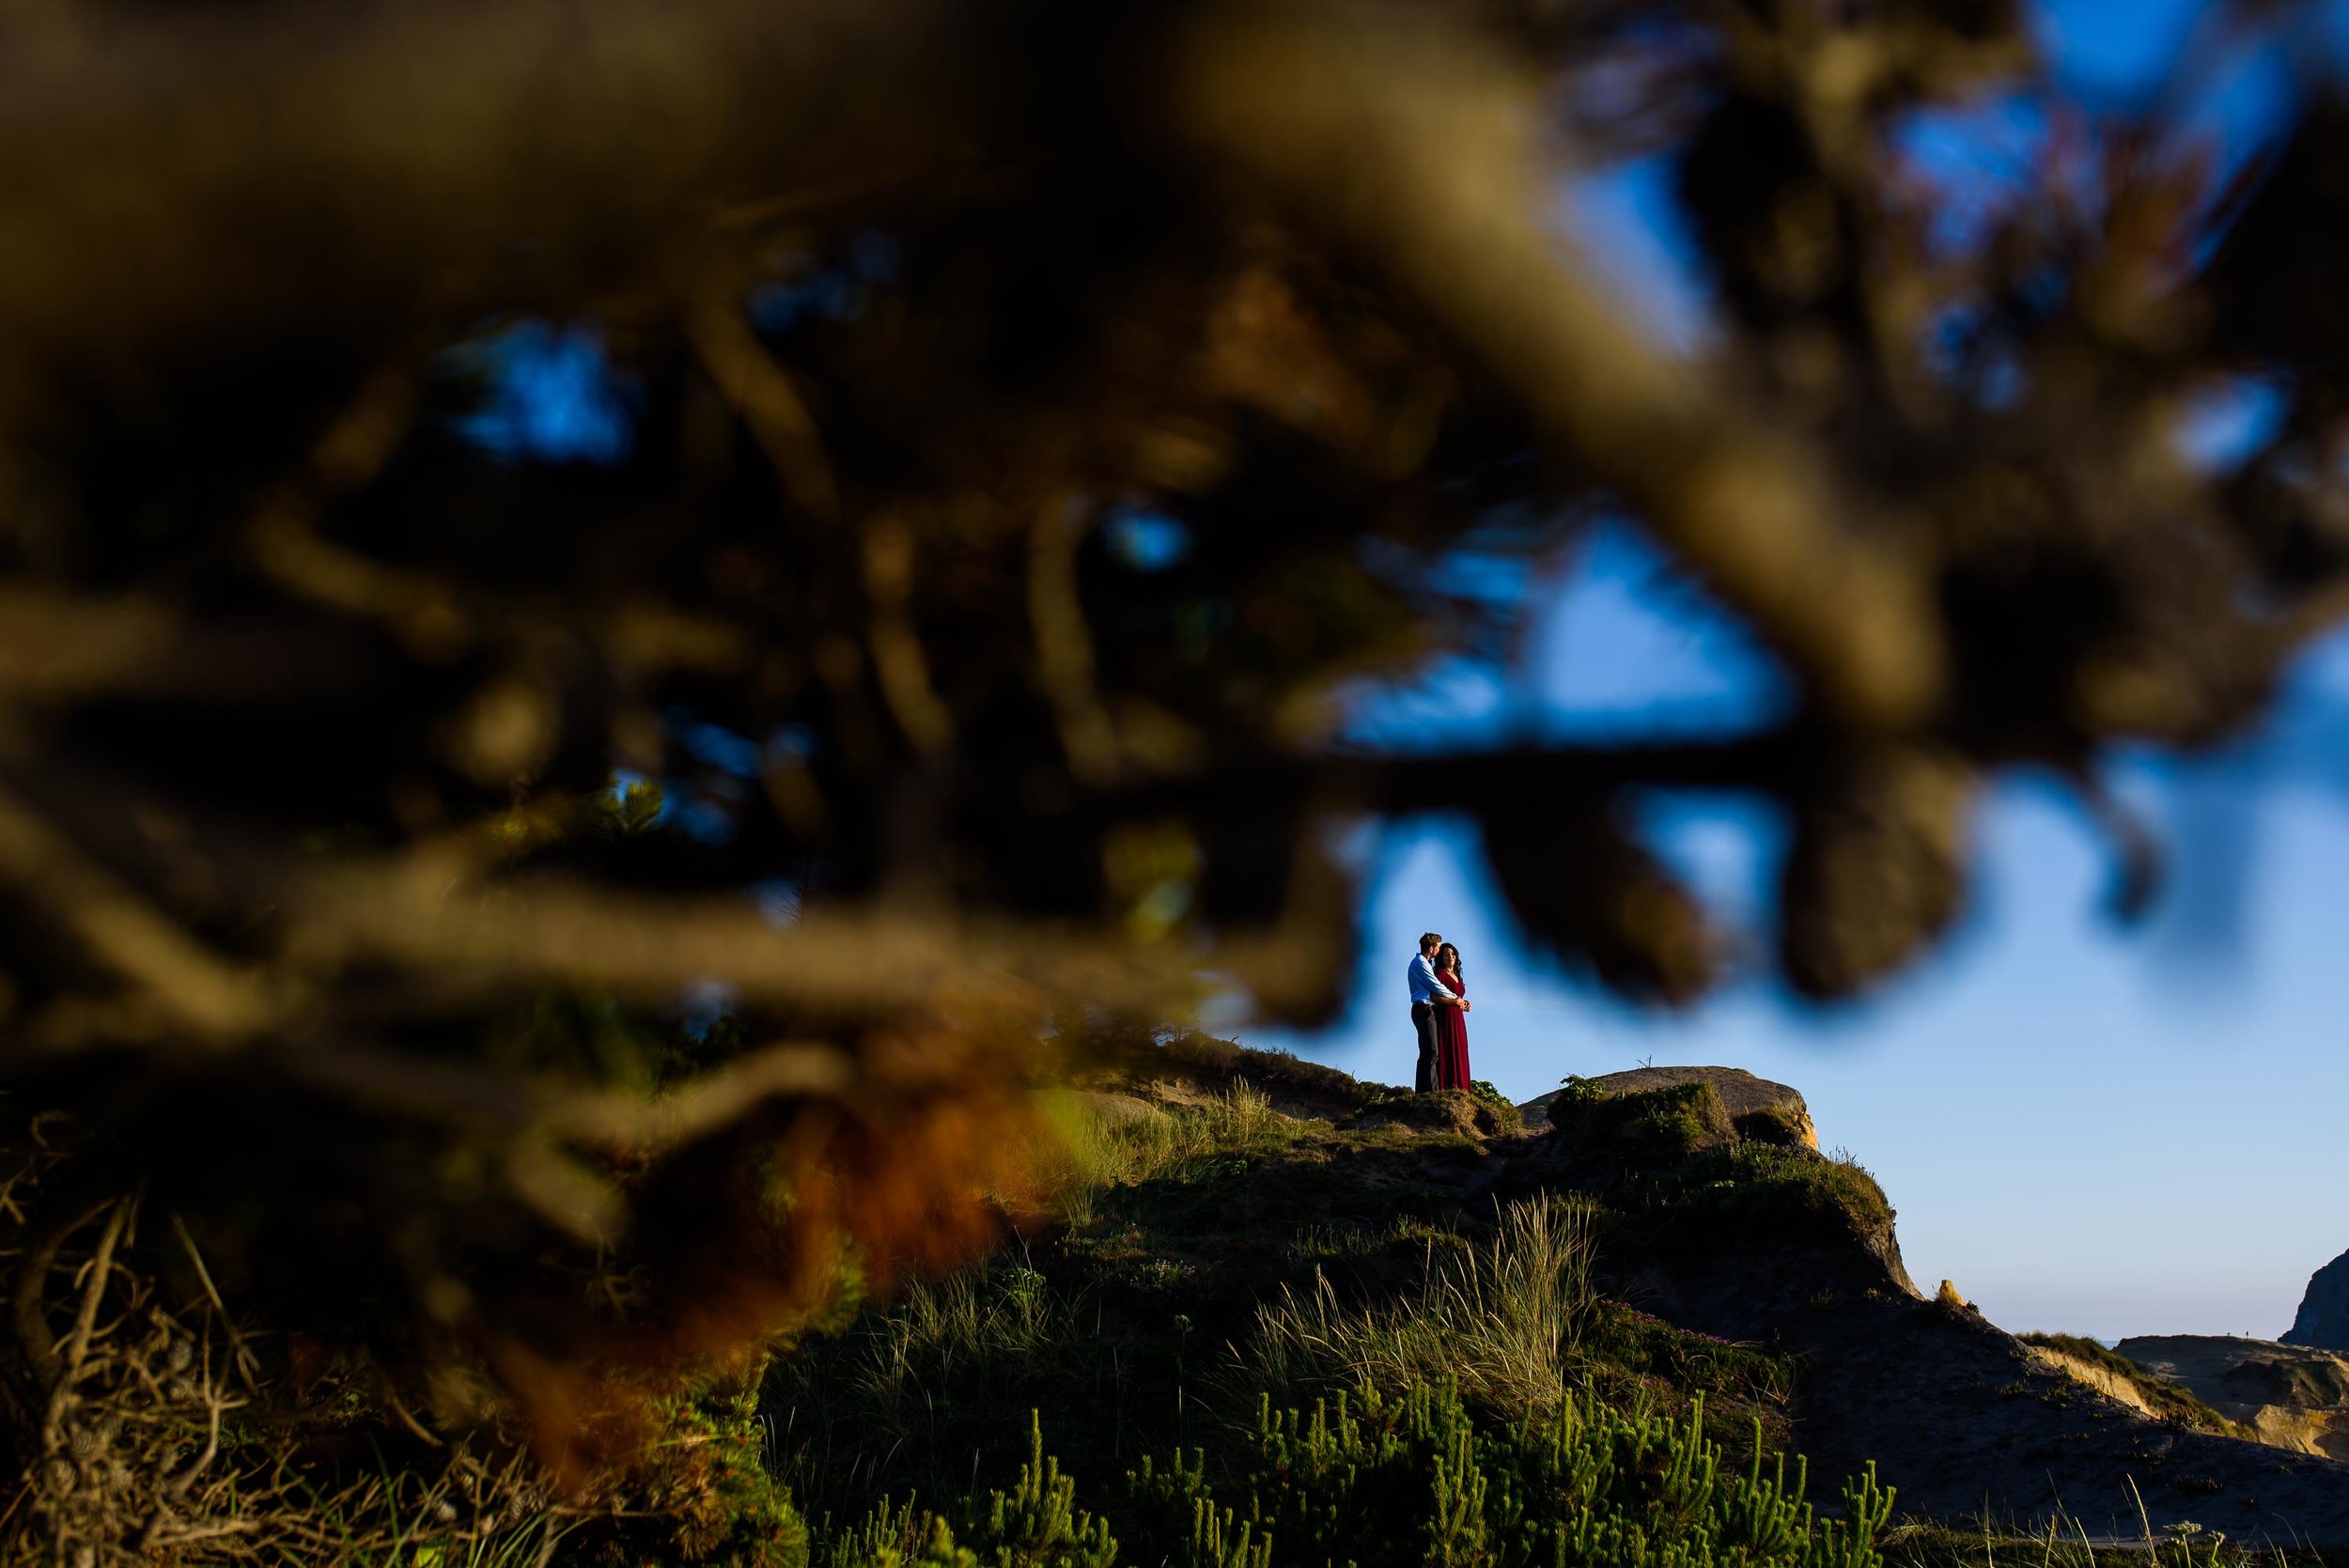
left=1411, top=1002, right=1439, bottom=1093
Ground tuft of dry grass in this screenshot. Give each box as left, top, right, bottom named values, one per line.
left=0, top=1196, right=570, bottom=1568
left=1234, top=1191, right=1596, bottom=1419
left=846, top=1263, right=1080, bottom=1432
left=1879, top=1501, right=2270, bottom=1568
left=1032, top=1081, right=1292, bottom=1228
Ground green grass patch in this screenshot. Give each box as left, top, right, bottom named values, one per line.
left=1546, top=1079, right=1736, bottom=1165
left=1540, top=1082, right=1896, bottom=1279
left=1039, top=1082, right=1301, bottom=1229
left=1687, top=1141, right=1896, bottom=1237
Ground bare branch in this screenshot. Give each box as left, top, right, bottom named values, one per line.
left=687, top=286, right=843, bottom=526
left=1173, top=1, right=1947, bottom=727
left=0, top=786, right=272, bottom=1041
left=1029, top=495, right=1126, bottom=785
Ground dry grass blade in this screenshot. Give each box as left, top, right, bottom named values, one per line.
left=1237, top=1192, right=1597, bottom=1418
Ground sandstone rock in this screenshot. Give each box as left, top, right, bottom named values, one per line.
left=2284, top=1249, right=2349, bottom=1351
left=1518, top=1065, right=1817, bottom=1148
left=2025, top=1343, right=2162, bottom=1419
left=2115, top=1335, right=2349, bottom=1459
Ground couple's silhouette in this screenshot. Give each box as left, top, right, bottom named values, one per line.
left=1406, top=933, right=1472, bottom=1093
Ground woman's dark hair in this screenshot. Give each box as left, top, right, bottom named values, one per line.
left=1438, top=942, right=1462, bottom=982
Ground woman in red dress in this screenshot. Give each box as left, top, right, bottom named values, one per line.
left=1433, top=941, right=1472, bottom=1090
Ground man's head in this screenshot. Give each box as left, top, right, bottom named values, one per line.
left=1419, top=932, right=1443, bottom=956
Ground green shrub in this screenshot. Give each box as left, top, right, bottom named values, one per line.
left=818, top=1498, right=977, bottom=1568
left=1469, top=1081, right=1528, bottom=1135
left=821, top=1378, right=1893, bottom=1568
left=630, top=1374, right=813, bottom=1567
left=817, top=1414, right=1116, bottom=1568
left=970, top=1413, right=1121, bottom=1568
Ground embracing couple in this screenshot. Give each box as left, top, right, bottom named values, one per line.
left=1407, top=932, right=1473, bottom=1093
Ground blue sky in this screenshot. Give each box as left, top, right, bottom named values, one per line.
left=1245, top=0, right=2349, bottom=1342
left=1247, top=532, right=2349, bottom=1340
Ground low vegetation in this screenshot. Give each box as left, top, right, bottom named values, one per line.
left=5, top=1053, right=2305, bottom=1565
left=813, top=1377, right=1895, bottom=1568
left=765, top=1076, right=1832, bottom=1539
left=1883, top=1513, right=2269, bottom=1568
left=1238, top=1192, right=1596, bottom=1419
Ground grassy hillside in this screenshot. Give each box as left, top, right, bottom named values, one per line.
left=762, top=1063, right=1889, bottom=1568
left=751, top=1044, right=2303, bottom=1568
left=765, top=1079, right=1801, bottom=1521
left=9, top=1036, right=2329, bottom=1565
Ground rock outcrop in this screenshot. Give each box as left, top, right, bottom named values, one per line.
left=1513, top=1066, right=2349, bottom=1545
left=1104, top=1047, right=2349, bottom=1546
left=2284, top=1249, right=2349, bottom=1351
left=1519, top=1064, right=1817, bottom=1148
left=2117, top=1335, right=2349, bottom=1459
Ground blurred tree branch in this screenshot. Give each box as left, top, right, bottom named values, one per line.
left=0, top=0, right=2345, bottom=1502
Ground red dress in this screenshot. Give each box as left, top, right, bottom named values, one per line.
left=1434, top=970, right=1471, bottom=1089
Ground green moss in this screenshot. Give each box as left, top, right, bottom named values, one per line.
left=1064, top=1022, right=1382, bottom=1113
left=1540, top=1079, right=1889, bottom=1257
left=1344, top=1086, right=1522, bottom=1138
left=1734, top=1104, right=1812, bottom=1147
left=1703, top=1142, right=1896, bottom=1236
left=1548, top=1079, right=1735, bottom=1166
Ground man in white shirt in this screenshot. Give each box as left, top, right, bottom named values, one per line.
left=1408, top=931, right=1468, bottom=1093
